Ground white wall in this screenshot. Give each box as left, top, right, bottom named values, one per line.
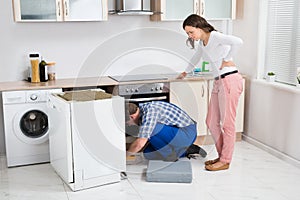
left=233, top=0, right=300, bottom=165
left=233, top=0, right=259, bottom=78
left=247, top=81, right=300, bottom=163
left=3, top=1, right=299, bottom=165
left=0, top=9, right=185, bottom=81
left=0, top=1, right=227, bottom=154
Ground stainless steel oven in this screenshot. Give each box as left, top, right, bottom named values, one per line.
left=108, top=74, right=170, bottom=103
left=112, top=82, right=169, bottom=103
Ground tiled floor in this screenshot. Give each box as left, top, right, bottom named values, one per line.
left=1, top=141, right=300, bottom=200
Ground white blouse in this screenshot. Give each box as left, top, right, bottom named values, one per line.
left=185, top=31, right=243, bottom=77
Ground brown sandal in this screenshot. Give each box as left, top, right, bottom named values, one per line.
left=205, top=162, right=230, bottom=171
left=204, top=158, right=220, bottom=165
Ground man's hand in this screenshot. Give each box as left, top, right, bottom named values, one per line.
left=127, top=138, right=148, bottom=153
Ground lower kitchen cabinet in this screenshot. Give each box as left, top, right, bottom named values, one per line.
left=170, top=80, right=208, bottom=136
left=170, top=78, right=245, bottom=139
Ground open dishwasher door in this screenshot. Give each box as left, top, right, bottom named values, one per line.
left=48, top=93, right=74, bottom=184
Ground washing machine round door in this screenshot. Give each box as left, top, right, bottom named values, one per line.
left=13, top=109, right=49, bottom=144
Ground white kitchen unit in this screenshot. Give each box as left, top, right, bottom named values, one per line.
left=208, top=78, right=245, bottom=133
left=47, top=90, right=125, bottom=191
left=13, top=0, right=108, bottom=22
left=170, top=80, right=208, bottom=136
left=150, top=0, right=236, bottom=21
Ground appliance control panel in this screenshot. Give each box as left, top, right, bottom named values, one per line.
left=118, top=82, right=169, bottom=95
left=26, top=90, right=47, bottom=103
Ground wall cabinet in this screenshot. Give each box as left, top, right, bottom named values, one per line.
left=200, top=0, right=236, bottom=20
left=150, top=0, right=195, bottom=21
left=13, top=0, right=108, bottom=22
left=150, top=0, right=236, bottom=21
left=170, top=80, right=208, bottom=136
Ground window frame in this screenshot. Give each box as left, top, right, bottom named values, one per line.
left=258, top=0, right=300, bottom=86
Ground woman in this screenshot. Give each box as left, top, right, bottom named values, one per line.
left=179, top=14, right=243, bottom=171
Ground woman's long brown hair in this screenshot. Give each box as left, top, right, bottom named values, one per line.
left=183, top=14, right=216, bottom=49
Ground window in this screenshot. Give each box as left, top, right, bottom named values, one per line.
left=263, top=0, right=300, bottom=85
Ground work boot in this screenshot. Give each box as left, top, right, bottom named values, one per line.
left=186, top=144, right=207, bottom=158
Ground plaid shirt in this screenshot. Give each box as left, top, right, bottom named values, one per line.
left=138, top=101, right=195, bottom=138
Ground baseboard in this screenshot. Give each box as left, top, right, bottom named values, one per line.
left=242, top=134, right=300, bottom=169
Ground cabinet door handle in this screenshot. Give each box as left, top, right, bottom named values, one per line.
left=64, top=0, right=68, bottom=16
left=194, top=0, right=199, bottom=15
left=201, top=0, right=205, bottom=16
left=57, top=1, right=61, bottom=17
left=201, top=84, right=205, bottom=97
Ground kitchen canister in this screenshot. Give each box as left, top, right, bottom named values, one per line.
left=29, top=53, right=40, bottom=83
left=47, top=62, right=56, bottom=81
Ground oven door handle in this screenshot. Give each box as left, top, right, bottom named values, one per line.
left=125, top=96, right=167, bottom=102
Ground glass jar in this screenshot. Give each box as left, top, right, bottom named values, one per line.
left=47, top=62, right=56, bottom=81
left=29, top=53, right=40, bottom=83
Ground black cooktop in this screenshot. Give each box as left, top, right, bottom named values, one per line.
left=109, top=74, right=168, bottom=82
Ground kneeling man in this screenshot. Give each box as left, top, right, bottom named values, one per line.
left=126, top=101, right=206, bottom=161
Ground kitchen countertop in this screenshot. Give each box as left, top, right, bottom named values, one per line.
left=0, top=74, right=216, bottom=92
left=0, top=77, right=118, bottom=92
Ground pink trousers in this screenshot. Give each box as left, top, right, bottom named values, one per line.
left=206, top=73, right=243, bottom=163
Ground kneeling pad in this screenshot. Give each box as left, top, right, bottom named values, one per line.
left=146, top=160, right=192, bottom=183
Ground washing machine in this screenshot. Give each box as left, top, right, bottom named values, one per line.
left=2, top=88, right=61, bottom=167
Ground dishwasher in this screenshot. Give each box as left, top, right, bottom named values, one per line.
left=47, top=89, right=126, bottom=191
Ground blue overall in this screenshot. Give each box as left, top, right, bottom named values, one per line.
left=143, top=123, right=197, bottom=160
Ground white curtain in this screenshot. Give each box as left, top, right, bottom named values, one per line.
left=264, top=0, right=300, bottom=85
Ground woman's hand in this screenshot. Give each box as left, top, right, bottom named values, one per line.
left=220, top=60, right=235, bottom=69
left=177, top=72, right=187, bottom=79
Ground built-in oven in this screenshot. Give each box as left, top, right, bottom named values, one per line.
left=108, top=74, right=170, bottom=104
left=112, top=82, right=169, bottom=103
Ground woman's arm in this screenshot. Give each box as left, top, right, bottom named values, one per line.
left=178, top=44, right=203, bottom=79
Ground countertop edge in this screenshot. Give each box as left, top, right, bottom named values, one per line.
left=0, top=74, right=246, bottom=92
